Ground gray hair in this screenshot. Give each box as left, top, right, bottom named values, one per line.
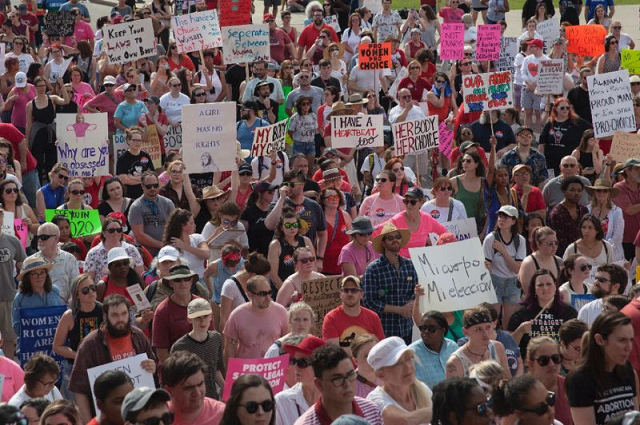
left=278, top=333, right=308, bottom=355
left=38, top=222, right=60, bottom=236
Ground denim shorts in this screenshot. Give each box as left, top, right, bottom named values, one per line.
left=492, top=274, right=521, bottom=304
left=521, top=87, right=543, bottom=110
left=293, top=141, right=316, bottom=156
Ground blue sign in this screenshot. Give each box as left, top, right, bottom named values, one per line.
left=18, top=305, right=67, bottom=372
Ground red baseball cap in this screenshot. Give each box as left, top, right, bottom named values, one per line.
left=283, top=335, right=326, bottom=356
left=526, top=39, right=544, bottom=49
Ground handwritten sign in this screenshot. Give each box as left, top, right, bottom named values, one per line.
left=393, top=116, right=439, bottom=156
left=537, top=59, right=564, bottom=95
left=621, top=49, right=640, bottom=75
left=536, top=19, right=559, bottom=51
left=223, top=355, right=289, bottom=400
left=45, top=209, right=102, bottom=237
left=588, top=70, right=636, bottom=138
left=462, top=71, right=513, bottom=113
left=222, top=24, right=270, bottom=64
left=56, top=113, right=109, bottom=177
left=440, top=23, right=465, bottom=60
left=218, top=0, right=251, bottom=27
left=566, top=25, right=606, bottom=57
left=44, top=11, right=75, bottom=37
left=331, top=115, right=384, bottom=149
left=358, top=42, right=392, bottom=70
left=142, top=123, right=162, bottom=169
left=410, top=238, right=497, bottom=312
left=18, top=306, right=67, bottom=376
left=88, top=354, right=155, bottom=415
left=164, top=124, right=182, bottom=152
left=102, top=19, right=156, bottom=65
left=182, top=103, right=237, bottom=173
left=1, top=211, right=14, bottom=237
left=610, top=131, right=640, bottom=163
left=428, top=218, right=479, bottom=245
left=301, top=276, right=342, bottom=336
left=476, top=24, right=501, bottom=61
left=251, top=120, right=287, bottom=157
left=496, top=37, right=518, bottom=74
left=172, top=10, right=222, bottom=53
left=438, top=121, right=454, bottom=161
left=15, top=218, right=27, bottom=248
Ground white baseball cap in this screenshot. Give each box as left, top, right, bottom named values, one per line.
left=15, top=72, right=26, bottom=88
left=158, top=246, right=179, bottom=263
left=367, top=337, right=413, bottom=371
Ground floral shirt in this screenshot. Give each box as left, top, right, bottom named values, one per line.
left=85, top=241, right=144, bottom=281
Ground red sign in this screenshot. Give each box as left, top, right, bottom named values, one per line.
left=218, top=0, right=251, bottom=27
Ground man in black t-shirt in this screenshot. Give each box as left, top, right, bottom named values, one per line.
left=116, top=127, right=155, bottom=199
left=567, top=67, right=593, bottom=124
left=240, top=181, right=277, bottom=256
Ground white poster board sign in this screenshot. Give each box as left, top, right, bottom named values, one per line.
left=536, top=19, right=560, bottom=51
left=172, top=9, right=222, bottom=53
left=392, top=116, right=439, bottom=156
left=222, top=24, right=270, bottom=64
left=496, top=37, right=518, bottom=74
left=588, top=69, right=636, bottom=138
left=330, top=115, right=384, bottom=149
left=102, top=19, right=156, bottom=65
left=251, top=120, right=287, bottom=157
left=410, top=238, right=497, bottom=312
left=56, top=113, right=110, bottom=177
left=428, top=218, right=478, bottom=245
left=537, top=59, right=564, bottom=95
left=2, top=211, right=14, bottom=236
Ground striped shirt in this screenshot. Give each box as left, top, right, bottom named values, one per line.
left=294, top=397, right=383, bottom=425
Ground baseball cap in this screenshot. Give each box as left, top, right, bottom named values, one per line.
left=512, top=164, right=532, bottom=175
left=367, top=337, right=412, bottom=371
left=323, top=168, right=340, bottom=180
left=103, top=75, right=117, bottom=85
left=107, top=247, right=132, bottom=265
left=144, top=96, right=160, bottom=104
left=623, top=158, right=640, bottom=169
left=187, top=298, right=212, bottom=319
left=14, top=72, right=26, bottom=88
left=238, top=163, right=252, bottom=175
left=121, top=388, right=171, bottom=421
left=516, top=127, right=534, bottom=136
left=158, top=246, right=179, bottom=263
left=526, top=39, right=544, bottom=49
left=341, top=275, right=362, bottom=289
left=404, top=187, right=425, bottom=199
left=283, top=335, right=326, bottom=356
left=498, top=205, right=518, bottom=219
left=459, top=140, right=479, bottom=153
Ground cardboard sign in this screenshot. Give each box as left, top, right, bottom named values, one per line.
left=537, top=59, right=564, bottom=95
left=18, top=306, right=67, bottom=375
left=164, top=124, right=182, bottom=152
left=410, top=238, right=497, bottom=313
left=222, top=24, right=270, bottom=64
left=88, top=354, right=155, bottom=415
left=301, top=276, right=342, bottom=336
left=571, top=293, right=595, bottom=312
left=331, top=115, right=384, bottom=149
left=610, top=131, right=640, bottom=163
left=251, top=120, right=287, bottom=157
left=126, top=284, right=152, bottom=312
left=462, top=71, right=513, bottom=113
left=393, top=116, right=439, bottom=156
left=440, top=23, right=465, bottom=60
left=476, top=24, right=501, bottom=61
left=15, top=218, right=27, bottom=248
left=44, top=11, right=75, bottom=37
left=182, top=103, right=237, bottom=173
left=45, top=209, right=102, bottom=237
left=56, top=113, right=110, bottom=177
left=223, top=355, right=289, bottom=400
left=588, top=70, right=636, bottom=138
left=102, top=19, right=156, bottom=65
left=358, top=42, right=392, bottom=70
left=142, top=123, right=163, bottom=169
left=428, top=218, right=479, bottom=245
left=218, top=0, right=251, bottom=27
left=536, top=19, right=559, bottom=51
left=438, top=121, right=454, bottom=161
left=566, top=25, right=606, bottom=57
left=621, top=49, right=640, bottom=75
left=496, top=37, right=518, bottom=74
left=172, top=9, right=222, bottom=53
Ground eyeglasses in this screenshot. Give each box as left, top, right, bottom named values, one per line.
left=543, top=240, right=558, bottom=247
left=58, top=174, right=69, bottom=181
left=30, top=270, right=47, bottom=278
left=136, top=412, right=174, bottom=425
left=375, top=177, right=388, bottom=183
left=71, top=190, right=85, bottom=195
left=4, top=187, right=18, bottom=194
left=38, top=378, right=57, bottom=387
left=222, top=218, right=238, bottom=226
left=105, top=227, right=123, bottom=234
left=418, top=324, right=442, bottom=333
left=297, top=256, right=316, bottom=264
left=171, top=84, right=181, bottom=87
left=439, top=186, right=453, bottom=191
left=467, top=398, right=493, bottom=417
left=290, top=357, right=311, bottom=368
left=460, top=62, right=472, bottom=66
left=284, top=222, right=300, bottom=229
left=612, top=26, right=621, bottom=29
left=403, top=198, right=420, bottom=205
left=80, top=284, right=98, bottom=295
left=578, top=264, right=592, bottom=272
left=326, top=369, right=357, bottom=387
left=595, top=276, right=610, bottom=283
left=37, top=234, right=56, bottom=241
left=341, top=287, right=361, bottom=294
left=383, top=234, right=403, bottom=242
left=520, top=391, right=556, bottom=416
left=561, top=163, right=576, bottom=168
left=111, top=259, right=130, bottom=267
left=250, top=290, right=271, bottom=297
left=240, top=400, right=274, bottom=414
left=557, top=106, right=570, bottom=111
left=532, top=354, right=562, bottom=366
left=323, top=194, right=340, bottom=202
left=194, top=92, right=206, bottom=97
left=144, top=183, right=160, bottom=189
left=409, top=66, right=420, bottom=70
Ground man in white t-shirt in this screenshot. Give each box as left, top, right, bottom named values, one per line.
left=520, top=39, right=549, bottom=132
left=578, top=263, right=628, bottom=326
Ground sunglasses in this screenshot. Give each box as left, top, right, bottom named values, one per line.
left=250, top=290, right=271, bottom=297
left=557, top=106, right=570, bottom=111
left=290, top=357, right=311, bottom=368
left=194, top=92, right=206, bottom=97
left=595, top=276, right=610, bottom=283
left=298, top=256, right=316, bottom=264
left=468, top=398, right=493, bottom=417
left=532, top=354, right=562, bottom=367
left=578, top=264, right=592, bottom=272
left=439, top=186, right=453, bottom=191
left=561, top=163, right=576, bottom=168
left=418, top=324, right=441, bottom=333
left=284, top=222, right=300, bottom=229
left=222, top=218, right=238, bottom=226
left=520, top=391, right=556, bottom=416
left=355, top=232, right=372, bottom=237
left=71, top=190, right=85, bottom=195
left=37, top=234, right=56, bottom=241
left=4, top=187, right=18, bottom=194
left=241, top=400, right=274, bottom=414
left=145, top=183, right=160, bottom=189
left=170, top=45, right=177, bottom=49
left=171, top=84, right=181, bottom=87
left=383, top=234, right=403, bottom=242
left=403, top=198, right=420, bottom=205
left=462, top=158, right=474, bottom=163
left=341, top=287, right=361, bottom=294
left=105, top=227, right=123, bottom=234
left=612, top=26, right=621, bottom=29
left=323, top=194, right=340, bottom=202
left=80, top=284, right=98, bottom=295
left=409, top=66, right=420, bottom=70
left=58, top=174, right=69, bottom=181
left=375, top=177, right=388, bottom=183
left=460, top=62, right=472, bottom=66
left=138, top=412, right=174, bottom=425
left=171, top=277, right=192, bottom=283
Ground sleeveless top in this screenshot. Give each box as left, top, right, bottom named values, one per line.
left=407, top=42, right=425, bottom=59
left=421, top=21, right=437, bottom=47
left=32, top=96, right=55, bottom=124
left=577, top=151, right=594, bottom=170
left=67, top=302, right=103, bottom=364
left=428, top=95, right=451, bottom=122
left=213, top=260, right=244, bottom=304
left=603, top=53, right=621, bottom=74
left=41, top=183, right=65, bottom=209
left=452, top=341, right=498, bottom=377
left=531, top=253, right=562, bottom=278
left=103, top=276, right=134, bottom=304
left=454, top=176, right=485, bottom=218
left=324, top=211, right=349, bottom=275
left=278, top=236, right=306, bottom=283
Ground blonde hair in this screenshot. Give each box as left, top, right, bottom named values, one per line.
left=470, top=359, right=503, bottom=388
left=526, top=336, right=558, bottom=360
left=411, top=381, right=433, bottom=409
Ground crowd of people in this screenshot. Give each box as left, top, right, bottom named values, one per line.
left=0, top=0, right=639, bottom=423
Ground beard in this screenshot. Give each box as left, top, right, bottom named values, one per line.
left=591, top=286, right=608, bottom=299
left=107, top=319, right=131, bottom=338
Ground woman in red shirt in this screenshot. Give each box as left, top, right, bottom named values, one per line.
left=397, top=60, right=431, bottom=104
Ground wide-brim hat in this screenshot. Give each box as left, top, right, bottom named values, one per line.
left=327, top=101, right=354, bottom=117
left=372, top=222, right=411, bottom=253
left=165, top=264, right=198, bottom=281
left=323, top=42, right=345, bottom=61
left=200, top=185, right=229, bottom=201
left=346, top=216, right=374, bottom=235
left=254, top=80, right=275, bottom=96
left=17, top=257, right=54, bottom=281
left=345, top=93, right=368, bottom=106
left=585, top=179, right=620, bottom=198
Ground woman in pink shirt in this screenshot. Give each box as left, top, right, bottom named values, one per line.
left=359, top=170, right=406, bottom=228
left=0, top=355, right=24, bottom=402
left=3, top=71, right=35, bottom=133
left=69, top=66, right=95, bottom=109
left=440, top=0, right=465, bottom=23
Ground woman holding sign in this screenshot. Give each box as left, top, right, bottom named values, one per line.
left=0, top=179, right=38, bottom=240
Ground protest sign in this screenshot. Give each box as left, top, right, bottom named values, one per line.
left=218, top=0, right=251, bottom=27
left=18, top=306, right=67, bottom=376
left=331, top=115, right=384, bottom=149
left=127, top=284, right=152, bottom=312
left=363, top=0, right=382, bottom=14
left=164, top=124, right=182, bottom=151
left=44, top=11, right=75, bottom=37
left=438, top=121, right=454, bottom=161
left=566, top=25, right=606, bottom=57
left=393, top=116, right=439, bottom=156
left=410, top=238, right=497, bottom=312
left=88, top=354, right=155, bottom=415
left=222, top=24, right=270, bottom=64
left=223, top=355, right=289, bottom=400
left=251, top=120, right=287, bottom=157
left=102, top=19, right=156, bottom=65
left=428, top=218, right=479, bottom=245
left=15, top=218, right=27, bottom=249
left=571, top=294, right=595, bottom=312
left=1, top=211, right=14, bottom=237
left=172, top=10, right=222, bottom=53
left=496, top=37, right=518, bottom=74
left=303, top=15, right=341, bottom=33
left=113, top=133, right=127, bottom=172
left=588, top=70, right=636, bottom=138
left=476, top=24, right=501, bottom=61
left=462, top=71, right=513, bottom=113
left=440, top=23, right=465, bottom=60
left=621, top=49, right=640, bottom=75
left=45, top=209, right=102, bottom=237
left=141, top=123, right=163, bottom=169
left=358, top=42, right=392, bottom=70
left=182, top=103, right=237, bottom=173
left=301, top=276, right=342, bottom=336
left=537, top=59, right=564, bottom=95
left=609, top=131, right=640, bottom=163
left=536, top=19, right=559, bottom=50
left=56, top=113, right=109, bottom=177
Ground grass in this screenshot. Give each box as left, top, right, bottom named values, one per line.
left=392, top=0, right=639, bottom=11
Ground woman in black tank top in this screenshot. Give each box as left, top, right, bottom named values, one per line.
left=518, top=227, right=563, bottom=294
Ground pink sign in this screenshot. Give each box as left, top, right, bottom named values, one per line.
left=222, top=354, right=289, bottom=400
left=440, top=23, right=464, bottom=60
left=14, top=218, right=28, bottom=248
left=439, top=121, right=454, bottom=160
left=476, top=24, right=501, bottom=61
